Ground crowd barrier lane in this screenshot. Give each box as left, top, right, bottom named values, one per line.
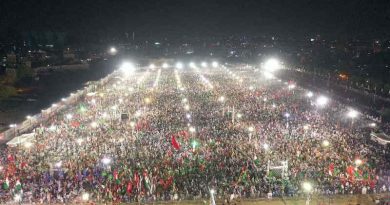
left=0, top=71, right=118, bottom=144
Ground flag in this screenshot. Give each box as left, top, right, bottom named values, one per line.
left=15, top=180, right=22, bottom=191
left=126, top=181, right=133, bottom=194
left=2, top=178, right=9, bottom=190
left=113, top=169, right=118, bottom=180
left=171, top=135, right=180, bottom=150
left=133, top=172, right=140, bottom=191
left=71, top=121, right=80, bottom=127
left=329, top=163, right=335, bottom=176
left=346, top=166, right=354, bottom=176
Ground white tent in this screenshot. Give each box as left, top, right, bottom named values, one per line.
left=7, top=133, right=35, bottom=147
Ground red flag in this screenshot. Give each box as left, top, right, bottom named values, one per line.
left=171, top=135, right=180, bottom=150
left=7, top=155, right=14, bottom=162
left=113, top=169, right=118, bottom=180
left=126, top=181, right=133, bottom=194
left=328, top=163, right=334, bottom=175
left=346, top=166, right=354, bottom=176
left=133, top=171, right=140, bottom=190
left=71, top=121, right=80, bottom=127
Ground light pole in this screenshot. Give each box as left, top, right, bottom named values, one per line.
left=9, top=124, right=17, bottom=138
left=346, top=108, right=359, bottom=126
left=210, top=189, right=216, bottom=205
left=302, top=181, right=313, bottom=205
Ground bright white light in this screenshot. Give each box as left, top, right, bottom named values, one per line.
left=149, top=64, right=156, bottom=69
left=91, top=122, right=98, bottom=128
left=355, top=159, right=363, bottom=166
left=369, top=122, right=376, bottom=127
left=248, top=126, right=255, bottom=132
left=263, top=143, right=269, bottom=150
left=263, top=58, right=281, bottom=72
left=76, top=138, right=84, bottom=144
left=306, top=91, right=314, bottom=98
left=347, top=109, right=359, bottom=119
left=237, top=113, right=243, bottom=119
left=201, top=62, right=207, bottom=68
left=284, top=113, right=290, bottom=118
left=176, top=62, right=184, bottom=69
left=135, top=110, right=142, bottom=117
left=162, top=62, right=169, bottom=68
left=120, top=62, right=135, bottom=76
left=102, top=157, right=111, bottom=165
left=55, top=161, right=62, bottom=168
left=210, top=189, right=215, bottom=194
left=263, top=71, right=275, bottom=79
left=186, top=114, right=191, bottom=119
left=189, top=127, right=196, bottom=133
left=81, top=193, right=89, bottom=201
left=302, top=182, right=313, bottom=192
left=26, top=115, right=32, bottom=119
left=184, top=105, right=190, bottom=111
left=303, top=124, right=310, bottom=130
left=182, top=98, right=188, bottom=103
left=189, top=62, right=196, bottom=68
left=24, top=142, right=33, bottom=148
left=211, top=61, right=218, bottom=68
left=316, top=96, right=329, bottom=107
left=288, top=84, right=296, bottom=89
left=109, top=47, right=117, bottom=54
left=14, top=194, right=22, bottom=202
left=322, top=140, right=330, bottom=147
left=218, top=96, right=225, bottom=102
left=49, top=125, right=56, bottom=131
left=130, top=121, right=135, bottom=127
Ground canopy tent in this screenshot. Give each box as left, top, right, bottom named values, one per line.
left=7, top=133, right=35, bottom=147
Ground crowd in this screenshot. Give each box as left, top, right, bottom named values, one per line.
left=0, top=66, right=389, bottom=204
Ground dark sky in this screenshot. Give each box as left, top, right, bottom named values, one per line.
left=1, top=0, right=390, bottom=41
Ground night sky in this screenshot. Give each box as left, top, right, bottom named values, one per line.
left=1, top=0, right=390, bottom=41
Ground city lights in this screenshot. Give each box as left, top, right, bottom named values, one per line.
left=322, top=140, right=330, bottom=147
left=109, top=47, right=117, bottom=55
left=263, top=58, right=281, bottom=72
left=302, top=182, right=313, bottom=192
left=347, top=108, right=359, bottom=119
left=120, top=62, right=135, bottom=76
left=211, top=61, right=219, bottom=68
left=81, top=193, right=89, bottom=201
left=316, top=96, right=329, bottom=107
left=102, top=157, right=111, bottom=165
left=176, top=62, right=184, bottom=69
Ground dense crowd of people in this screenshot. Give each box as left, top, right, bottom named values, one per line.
left=0, top=65, right=389, bottom=204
